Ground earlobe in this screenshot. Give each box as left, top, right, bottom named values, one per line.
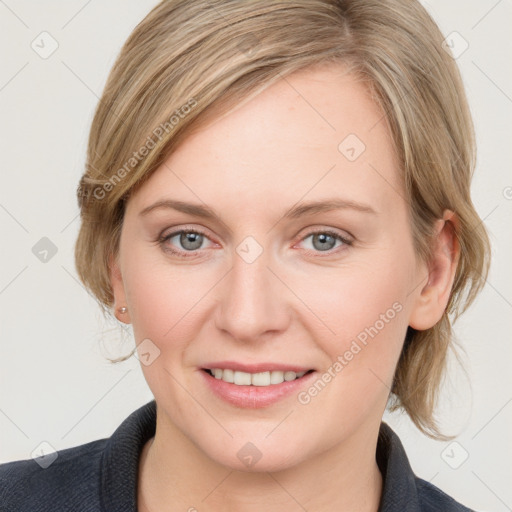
left=409, top=210, right=460, bottom=331
left=109, top=253, right=132, bottom=324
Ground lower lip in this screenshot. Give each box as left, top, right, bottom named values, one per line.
left=200, top=369, right=316, bottom=408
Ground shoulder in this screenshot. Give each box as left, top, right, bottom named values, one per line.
left=0, top=400, right=156, bottom=512
left=416, top=477, right=475, bottom=512
left=377, top=422, right=475, bottom=512
left=0, top=438, right=107, bottom=512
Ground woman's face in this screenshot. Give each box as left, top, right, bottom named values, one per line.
left=112, top=65, right=429, bottom=471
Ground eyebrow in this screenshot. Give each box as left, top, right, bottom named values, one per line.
left=139, top=197, right=377, bottom=220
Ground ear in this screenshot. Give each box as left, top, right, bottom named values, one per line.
left=409, top=210, right=460, bottom=330
left=109, top=253, right=132, bottom=324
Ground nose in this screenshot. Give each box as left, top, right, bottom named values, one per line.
left=214, top=244, right=290, bottom=343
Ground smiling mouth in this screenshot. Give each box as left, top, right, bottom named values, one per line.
left=202, top=368, right=315, bottom=386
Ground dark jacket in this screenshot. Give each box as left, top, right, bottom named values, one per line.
left=0, top=400, right=474, bottom=511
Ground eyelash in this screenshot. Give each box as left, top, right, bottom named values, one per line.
left=157, top=227, right=353, bottom=259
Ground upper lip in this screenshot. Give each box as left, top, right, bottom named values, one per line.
left=201, top=361, right=314, bottom=373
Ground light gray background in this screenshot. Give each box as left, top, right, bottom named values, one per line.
left=0, top=1, right=511, bottom=510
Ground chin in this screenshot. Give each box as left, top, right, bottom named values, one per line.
left=202, top=437, right=306, bottom=474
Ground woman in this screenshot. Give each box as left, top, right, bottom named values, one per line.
left=0, top=0, right=490, bottom=510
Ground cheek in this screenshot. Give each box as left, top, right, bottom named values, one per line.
left=120, top=248, right=219, bottom=403
left=129, top=283, right=208, bottom=346
left=120, top=241, right=210, bottom=344
left=294, top=254, right=412, bottom=348
left=292, top=254, right=413, bottom=407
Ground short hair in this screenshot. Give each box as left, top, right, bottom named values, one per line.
left=75, top=0, right=490, bottom=439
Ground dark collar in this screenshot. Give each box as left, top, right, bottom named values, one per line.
left=100, top=400, right=156, bottom=512
left=376, top=421, right=421, bottom=511
left=99, top=400, right=424, bottom=512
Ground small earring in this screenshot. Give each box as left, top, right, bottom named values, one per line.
left=118, top=306, right=128, bottom=314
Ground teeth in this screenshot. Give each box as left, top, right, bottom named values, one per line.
left=252, top=371, right=271, bottom=386
left=222, top=368, right=234, bottom=383
left=209, top=369, right=308, bottom=386
left=234, top=371, right=252, bottom=385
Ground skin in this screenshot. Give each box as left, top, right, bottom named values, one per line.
left=110, top=64, right=459, bottom=511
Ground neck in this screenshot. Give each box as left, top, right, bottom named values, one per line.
left=138, top=413, right=383, bottom=512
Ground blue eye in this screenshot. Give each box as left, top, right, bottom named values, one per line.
left=159, top=229, right=212, bottom=257
left=299, top=230, right=352, bottom=254
left=171, top=231, right=204, bottom=250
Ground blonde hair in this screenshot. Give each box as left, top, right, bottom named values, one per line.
left=75, top=0, right=490, bottom=439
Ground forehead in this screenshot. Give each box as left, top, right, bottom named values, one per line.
left=128, top=65, right=403, bottom=218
